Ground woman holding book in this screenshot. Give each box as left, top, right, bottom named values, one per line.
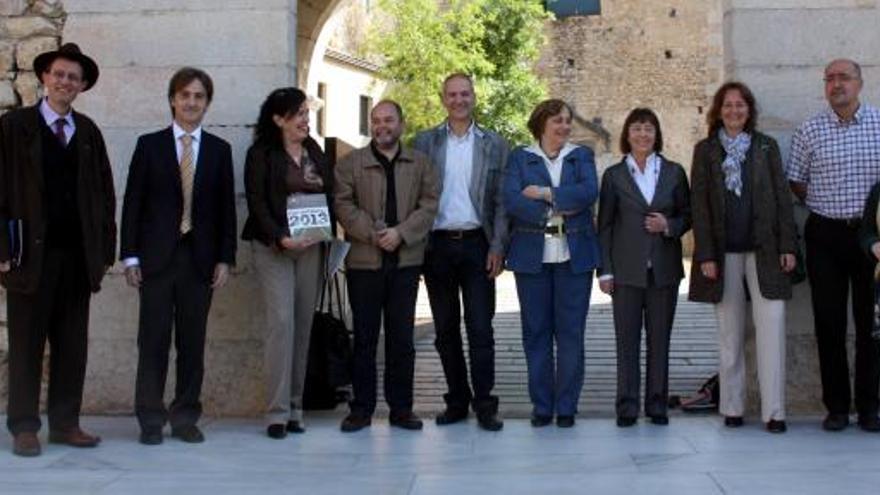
left=241, top=87, right=334, bottom=439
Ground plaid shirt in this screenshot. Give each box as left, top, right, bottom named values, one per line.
left=786, top=103, right=880, bottom=219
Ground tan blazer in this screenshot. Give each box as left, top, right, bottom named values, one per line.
left=333, top=145, right=439, bottom=270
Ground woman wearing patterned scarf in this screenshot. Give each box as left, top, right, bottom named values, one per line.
left=688, top=82, right=797, bottom=434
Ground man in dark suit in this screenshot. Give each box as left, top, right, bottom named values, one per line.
left=412, top=73, right=508, bottom=431
left=120, top=67, right=236, bottom=445
left=0, top=43, right=116, bottom=457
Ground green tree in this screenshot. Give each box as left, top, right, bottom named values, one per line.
left=369, top=0, right=549, bottom=144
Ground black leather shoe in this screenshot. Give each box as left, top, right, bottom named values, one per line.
left=724, top=416, right=744, bottom=428
left=477, top=412, right=504, bottom=432
left=766, top=420, right=787, bottom=433
left=389, top=411, right=423, bottom=430
left=139, top=429, right=163, bottom=445
left=650, top=415, right=669, bottom=426
left=556, top=415, right=575, bottom=428
left=171, top=425, right=205, bottom=443
left=435, top=408, right=468, bottom=426
left=266, top=424, right=287, bottom=439
left=530, top=414, right=552, bottom=427
left=822, top=413, right=849, bottom=431
left=286, top=420, right=306, bottom=434
left=857, top=415, right=880, bottom=432
left=340, top=414, right=372, bottom=432
left=616, top=416, right=637, bottom=427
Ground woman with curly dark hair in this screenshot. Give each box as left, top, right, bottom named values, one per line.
left=241, top=88, right=333, bottom=439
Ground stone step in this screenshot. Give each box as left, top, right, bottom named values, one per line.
left=368, top=273, right=720, bottom=417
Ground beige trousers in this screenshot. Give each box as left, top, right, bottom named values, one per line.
left=252, top=241, right=323, bottom=425
left=715, top=252, right=786, bottom=422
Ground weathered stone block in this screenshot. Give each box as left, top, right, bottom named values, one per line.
left=732, top=0, right=877, bottom=8
left=0, top=0, right=27, bottom=16
left=72, top=65, right=289, bottom=131
left=727, top=8, right=880, bottom=66
left=82, top=272, right=267, bottom=416
left=32, top=0, right=66, bottom=18
left=64, top=10, right=292, bottom=68
left=13, top=71, right=40, bottom=106
left=64, top=0, right=289, bottom=13
left=0, top=41, right=14, bottom=73
left=1, top=15, right=59, bottom=39
left=15, top=36, right=57, bottom=73
left=0, top=79, right=18, bottom=108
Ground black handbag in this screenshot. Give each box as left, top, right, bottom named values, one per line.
left=303, top=267, right=353, bottom=410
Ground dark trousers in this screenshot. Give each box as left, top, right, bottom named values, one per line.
left=135, top=239, right=213, bottom=432
left=515, top=263, right=591, bottom=417
left=423, top=232, right=497, bottom=414
left=805, top=213, right=880, bottom=416
left=612, top=273, right=679, bottom=418
left=347, top=264, right=420, bottom=416
left=6, top=249, right=91, bottom=435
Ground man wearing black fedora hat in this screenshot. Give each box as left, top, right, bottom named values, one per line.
left=0, top=43, right=116, bottom=457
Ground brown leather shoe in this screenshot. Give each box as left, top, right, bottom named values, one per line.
left=48, top=427, right=101, bottom=448
left=13, top=432, right=41, bottom=457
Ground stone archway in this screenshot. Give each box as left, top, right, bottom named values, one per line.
left=296, top=0, right=347, bottom=91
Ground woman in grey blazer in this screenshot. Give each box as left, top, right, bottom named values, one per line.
left=597, top=108, right=691, bottom=427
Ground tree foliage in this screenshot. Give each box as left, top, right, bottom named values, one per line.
left=369, top=0, right=549, bottom=144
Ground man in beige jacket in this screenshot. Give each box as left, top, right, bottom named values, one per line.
left=334, top=100, right=439, bottom=432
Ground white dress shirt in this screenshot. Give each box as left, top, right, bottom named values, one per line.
left=525, top=142, right=578, bottom=264
left=173, top=121, right=202, bottom=170
left=124, top=122, right=203, bottom=268
left=39, top=97, right=75, bottom=145
left=434, top=122, right=481, bottom=230
left=626, top=152, right=661, bottom=204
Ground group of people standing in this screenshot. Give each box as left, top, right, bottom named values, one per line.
left=0, top=41, right=878, bottom=458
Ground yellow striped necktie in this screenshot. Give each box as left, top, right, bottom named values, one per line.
left=179, top=134, right=194, bottom=234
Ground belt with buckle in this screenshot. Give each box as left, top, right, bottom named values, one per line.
left=515, top=225, right=583, bottom=236
left=433, top=228, right=482, bottom=240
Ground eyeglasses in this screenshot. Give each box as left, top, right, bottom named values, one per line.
left=48, top=69, right=83, bottom=83
left=823, top=74, right=859, bottom=84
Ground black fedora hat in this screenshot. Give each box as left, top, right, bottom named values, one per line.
left=33, top=42, right=100, bottom=91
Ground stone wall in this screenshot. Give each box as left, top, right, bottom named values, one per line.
left=538, top=0, right=725, bottom=171
left=0, top=1, right=63, bottom=113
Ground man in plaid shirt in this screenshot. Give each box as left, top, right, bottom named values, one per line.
left=787, top=58, right=880, bottom=433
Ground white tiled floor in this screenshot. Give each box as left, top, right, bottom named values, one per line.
left=1, top=414, right=878, bottom=494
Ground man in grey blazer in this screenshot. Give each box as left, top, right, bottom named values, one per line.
left=413, top=73, right=509, bottom=431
